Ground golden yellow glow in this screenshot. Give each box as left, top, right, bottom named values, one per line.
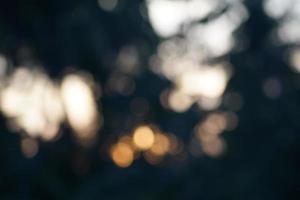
left=150, top=133, right=170, bottom=156
left=110, top=142, right=134, bottom=168
left=61, top=74, right=100, bottom=141
left=118, top=135, right=139, bottom=157
left=21, top=138, right=39, bottom=158
left=133, top=125, right=155, bottom=150
left=119, top=135, right=134, bottom=146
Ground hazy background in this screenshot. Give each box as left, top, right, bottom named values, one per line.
left=0, top=0, right=299, bottom=199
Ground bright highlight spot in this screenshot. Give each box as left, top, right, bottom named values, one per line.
left=133, top=125, right=155, bottom=150
left=0, top=68, right=64, bottom=141
left=0, top=67, right=102, bottom=147
left=263, top=0, right=293, bottom=19
left=178, top=67, right=228, bottom=98
left=147, top=0, right=217, bottom=37
left=110, top=142, right=134, bottom=168
left=61, top=74, right=100, bottom=142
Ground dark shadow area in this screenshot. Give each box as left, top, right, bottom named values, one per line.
left=0, top=0, right=299, bottom=199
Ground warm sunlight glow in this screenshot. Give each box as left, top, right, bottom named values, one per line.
left=150, top=133, right=170, bottom=156
left=111, top=142, right=134, bottom=168
left=133, top=125, right=155, bottom=150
